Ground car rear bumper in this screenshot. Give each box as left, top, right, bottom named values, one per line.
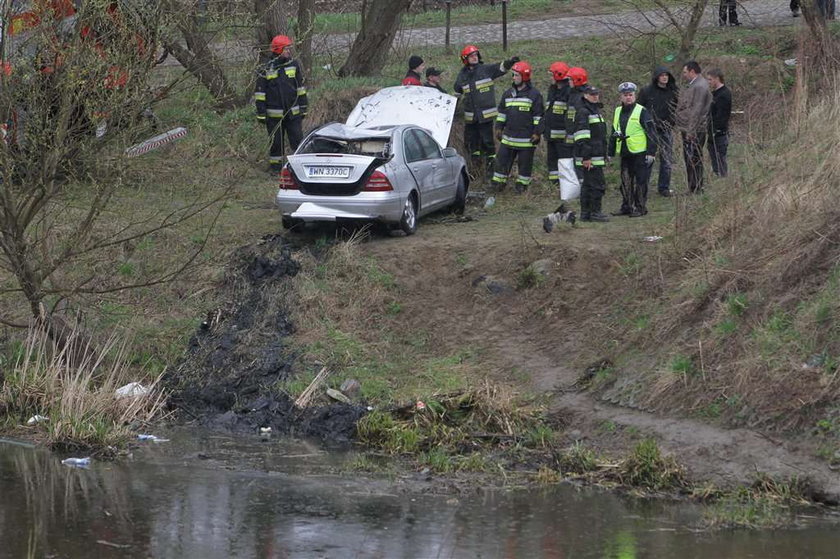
left=276, top=190, right=406, bottom=223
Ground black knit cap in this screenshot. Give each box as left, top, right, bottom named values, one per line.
left=408, top=55, right=424, bottom=70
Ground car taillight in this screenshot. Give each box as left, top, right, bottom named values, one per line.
left=279, top=167, right=298, bottom=190
left=363, top=170, right=393, bottom=192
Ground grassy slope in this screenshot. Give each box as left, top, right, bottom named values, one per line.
left=1, top=13, right=827, bottom=469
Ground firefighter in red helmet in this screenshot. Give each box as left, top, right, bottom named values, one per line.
left=255, top=35, right=308, bottom=174
left=491, top=61, right=544, bottom=194
left=453, top=44, right=520, bottom=178
left=544, top=61, right=572, bottom=193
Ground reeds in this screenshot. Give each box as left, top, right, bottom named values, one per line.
left=0, top=322, right=166, bottom=449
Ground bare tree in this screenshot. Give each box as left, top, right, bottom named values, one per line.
left=0, top=1, right=230, bottom=338
left=255, top=0, right=289, bottom=61
left=338, top=0, right=413, bottom=77
left=297, top=0, right=316, bottom=77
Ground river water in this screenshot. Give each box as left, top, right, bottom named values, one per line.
left=1, top=430, right=838, bottom=558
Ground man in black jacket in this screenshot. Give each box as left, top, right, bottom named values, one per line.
left=454, top=44, right=519, bottom=177
left=491, top=61, right=544, bottom=194
left=574, top=85, right=610, bottom=222
left=706, top=68, right=732, bottom=177
left=609, top=82, right=657, bottom=217
left=255, top=35, right=308, bottom=174
left=423, top=67, right=447, bottom=92
left=638, top=66, right=678, bottom=197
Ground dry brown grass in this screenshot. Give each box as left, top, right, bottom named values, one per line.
left=621, top=66, right=840, bottom=430
left=1, top=324, right=166, bottom=449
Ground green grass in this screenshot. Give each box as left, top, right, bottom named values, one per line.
left=619, top=438, right=686, bottom=490
left=670, top=354, right=695, bottom=376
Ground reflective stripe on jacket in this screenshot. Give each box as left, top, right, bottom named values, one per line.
left=495, top=83, right=545, bottom=149
left=573, top=99, right=608, bottom=166
left=255, top=56, right=308, bottom=121
left=544, top=81, right=570, bottom=141
left=454, top=62, right=507, bottom=123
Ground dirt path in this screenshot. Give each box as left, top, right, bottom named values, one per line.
left=359, top=202, right=840, bottom=504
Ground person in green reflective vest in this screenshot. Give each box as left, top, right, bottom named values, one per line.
left=609, top=82, right=657, bottom=217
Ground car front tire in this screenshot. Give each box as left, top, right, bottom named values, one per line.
left=451, top=171, right=468, bottom=215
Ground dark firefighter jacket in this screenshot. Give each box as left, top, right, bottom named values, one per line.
left=564, top=85, right=586, bottom=148
left=495, top=82, right=545, bottom=148
left=255, top=55, right=308, bottom=121
left=544, top=81, right=570, bottom=142
left=608, top=102, right=657, bottom=157
left=573, top=98, right=608, bottom=167
left=454, top=61, right=507, bottom=123
left=637, top=66, right=678, bottom=128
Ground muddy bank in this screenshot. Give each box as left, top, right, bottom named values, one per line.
left=165, top=235, right=366, bottom=444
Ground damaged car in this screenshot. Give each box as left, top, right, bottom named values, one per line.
left=276, top=86, right=468, bottom=235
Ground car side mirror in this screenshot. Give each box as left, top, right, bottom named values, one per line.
left=442, top=147, right=458, bottom=158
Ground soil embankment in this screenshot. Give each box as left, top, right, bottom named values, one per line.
left=165, top=235, right=365, bottom=444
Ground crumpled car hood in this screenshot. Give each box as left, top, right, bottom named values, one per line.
left=345, top=85, right=457, bottom=148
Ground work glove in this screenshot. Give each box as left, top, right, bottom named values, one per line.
left=645, top=155, right=655, bottom=165
left=502, top=56, right=520, bottom=70
left=530, top=134, right=541, bottom=145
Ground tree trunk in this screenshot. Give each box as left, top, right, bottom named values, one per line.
left=165, top=37, right=240, bottom=109
left=338, top=0, right=413, bottom=77
left=675, top=0, right=709, bottom=64
left=254, top=0, right=289, bottom=62
left=297, top=0, right=315, bottom=77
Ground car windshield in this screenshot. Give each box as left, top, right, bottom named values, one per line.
left=300, top=136, right=391, bottom=158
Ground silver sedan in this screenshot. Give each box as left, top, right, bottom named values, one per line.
left=276, top=86, right=468, bottom=235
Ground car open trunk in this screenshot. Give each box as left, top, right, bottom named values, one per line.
left=287, top=124, right=393, bottom=196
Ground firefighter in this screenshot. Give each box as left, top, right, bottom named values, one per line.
left=573, top=85, right=610, bottom=222
left=402, top=55, right=424, bottom=85
left=544, top=61, right=571, bottom=193
left=563, top=66, right=589, bottom=190
left=491, top=61, right=544, bottom=194
left=609, top=82, right=657, bottom=217
left=255, top=35, right=308, bottom=174
left=453, top=44, right=519, bottom=177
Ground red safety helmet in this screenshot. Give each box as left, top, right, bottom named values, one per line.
left=511, top=61, right=532, bottom=82
left=549, top=61, right=570, bottom=82
left=271, top=35, right=293, bottom=55
left=460, top=44, right=481, bottom=65
left=567, top=66, right=588, bottom=87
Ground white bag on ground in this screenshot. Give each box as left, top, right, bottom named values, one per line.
left=115, top=382, right=149, bottom=399
left=558, top=158, right=580, bottom=200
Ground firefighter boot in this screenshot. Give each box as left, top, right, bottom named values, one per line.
left=590, top=194, right=610, bottom=222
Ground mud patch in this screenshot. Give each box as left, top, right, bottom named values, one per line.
left=165, top=235, right=364, bottom=444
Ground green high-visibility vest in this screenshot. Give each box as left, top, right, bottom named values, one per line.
left=612, top=104, right=647, bottom=154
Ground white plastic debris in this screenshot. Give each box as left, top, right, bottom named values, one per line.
left=115, top=382, right=149, bottom=399
left=784, top=58, right=797, bottom=67
left=259, top=427, right=272, bottom=434
left=137, top=434, right=169, bottom=443
left=61, top=457, right=91, bottom=468
left=484, top=196, right=496, bottom=209
left=642, top=236, right=663, bottom=243
left=26, top=415, right=49, bottom=426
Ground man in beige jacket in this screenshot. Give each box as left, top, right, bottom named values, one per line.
left=675, top=60, right=712, bottom=193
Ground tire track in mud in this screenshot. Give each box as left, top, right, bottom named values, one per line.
left=361, top=220, right=840, bottom=503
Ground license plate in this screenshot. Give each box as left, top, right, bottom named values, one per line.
left=305, top=165, right=351, bottom=178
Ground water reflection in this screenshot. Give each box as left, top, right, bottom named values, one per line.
left=1, top=437, right=839, bottom=558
